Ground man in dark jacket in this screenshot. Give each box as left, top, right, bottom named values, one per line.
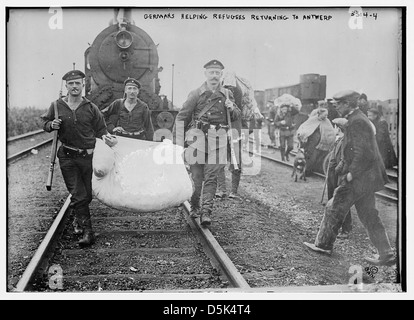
left=304, top=90, right=395, bottom=266
left=101, top=78, right=154, bottom=141
left=41, top=70, right=117, bottom=247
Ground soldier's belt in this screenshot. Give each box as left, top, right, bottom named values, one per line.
left=62, top=144, right=94, bottom=156
left=194, top=120, right=229, bottom=132
left=116, top=129, right=145, bottom=136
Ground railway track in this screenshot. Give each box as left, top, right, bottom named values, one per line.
left=15, top=196, right=249, bottom=292
left=248, top=139, right=399, bottom=204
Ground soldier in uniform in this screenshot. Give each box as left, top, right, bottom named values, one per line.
left=304, top=90, right=395, bottom=266
left=41, top=70, right=118, bottom=247
left=101, top=78, right=154, bottom=141
left=174, top=60, right=241, bottom=227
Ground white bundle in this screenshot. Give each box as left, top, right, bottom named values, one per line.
left=92, top=137, right=193, bottom=212
left=274, top=93, right=302, bottom=111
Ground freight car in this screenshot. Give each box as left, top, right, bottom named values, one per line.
left=84, top=8, right=177, bottom=137
left=262, top=73, right=326, bottom=114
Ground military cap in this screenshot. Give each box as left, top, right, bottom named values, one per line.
left=124, top=77, right=141, bottom=88
left=62, top=70, right=85, bottom=81
left=332, top=90, right=360, bottom=103
left=203, top=59, right=225, bottom=69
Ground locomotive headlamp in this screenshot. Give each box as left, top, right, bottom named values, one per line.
left=115, top=30, right=133, bottom=49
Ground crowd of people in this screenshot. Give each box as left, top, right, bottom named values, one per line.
left=40, top=60, right=397, bottom=267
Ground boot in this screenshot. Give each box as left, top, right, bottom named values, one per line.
left=215, top=191, right=227, bottom=199
left=190, top=197, right=201, bottom=218
left=189, top=205, right=200, bottom=219
left=285, top=147, right=292, bottom=162
left=280, top=149, right=285, bottom=161
left=72, top=217, right=83, bottom=235
left=364, top=253, right=396, bottom=266
left=77, top=207, right=95, bottom=247
left=78, top=230, right=95, bottom=247
left=229, top=170, right=242, bottom=200
left=228, top=192, right=242, bottom=200
left=200, top=210, right=212, bottom=227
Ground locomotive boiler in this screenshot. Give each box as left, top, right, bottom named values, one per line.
left=84, top=8, right=177, bottom=136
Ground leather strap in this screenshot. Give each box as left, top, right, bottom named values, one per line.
left=196, top=98, right=218, bottom=121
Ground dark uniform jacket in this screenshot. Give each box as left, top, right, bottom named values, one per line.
left=41, top=97, right=107, bottom=149
left=174, top=82, right=241, bottom=152
left=274, top=108, right=299, bottom=137
left=101, top=98, right=154, bottom=141
left=342, top=109, right=389, bottom=194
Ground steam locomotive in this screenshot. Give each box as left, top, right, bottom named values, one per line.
left=84, top=8, right=177, bottom=136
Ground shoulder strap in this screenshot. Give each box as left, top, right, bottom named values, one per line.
left=196, top=98, right=217, bottom=121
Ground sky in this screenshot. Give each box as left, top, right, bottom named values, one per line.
left=6, top=5, right=402, bottom=110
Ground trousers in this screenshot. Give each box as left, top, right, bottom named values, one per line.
left=279, top=134, right=294, bottom=159
left=268, top=124, right=276, bottom=143
left=189, top=148, right=226, bottom=214
left=217, top=165, right=242, bottom=194
left=327, top=166, right=352, bottom=233
left=217, top=140, right=242, bottom=194
left=58, top=146, right=94, bottom=231
left=315, top=179, right=392, bottom=256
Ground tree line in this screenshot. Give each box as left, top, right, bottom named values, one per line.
left=7, top=107, right=48, bottom=137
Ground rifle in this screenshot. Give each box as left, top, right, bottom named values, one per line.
left=46, top=100, right=59, bottom=191
left=225, top=90, right=239, bottom=170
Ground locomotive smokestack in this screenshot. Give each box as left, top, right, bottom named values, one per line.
left=110, top=8, right=134, bottom=25
left=122, top=8, right=133, bottom=24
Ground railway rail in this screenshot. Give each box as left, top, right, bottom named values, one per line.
left=248, top=138, right=399, bottom=204
left=7, top=130, right=53, bottom=163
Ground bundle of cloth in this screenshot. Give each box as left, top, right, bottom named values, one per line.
left=222, top=71, right=262, bottom=121
left=92, top=137, right=193, bottom=212
left=297, top=107, right=336, bottom=152
left=273, top=93, right=302, bottom=116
